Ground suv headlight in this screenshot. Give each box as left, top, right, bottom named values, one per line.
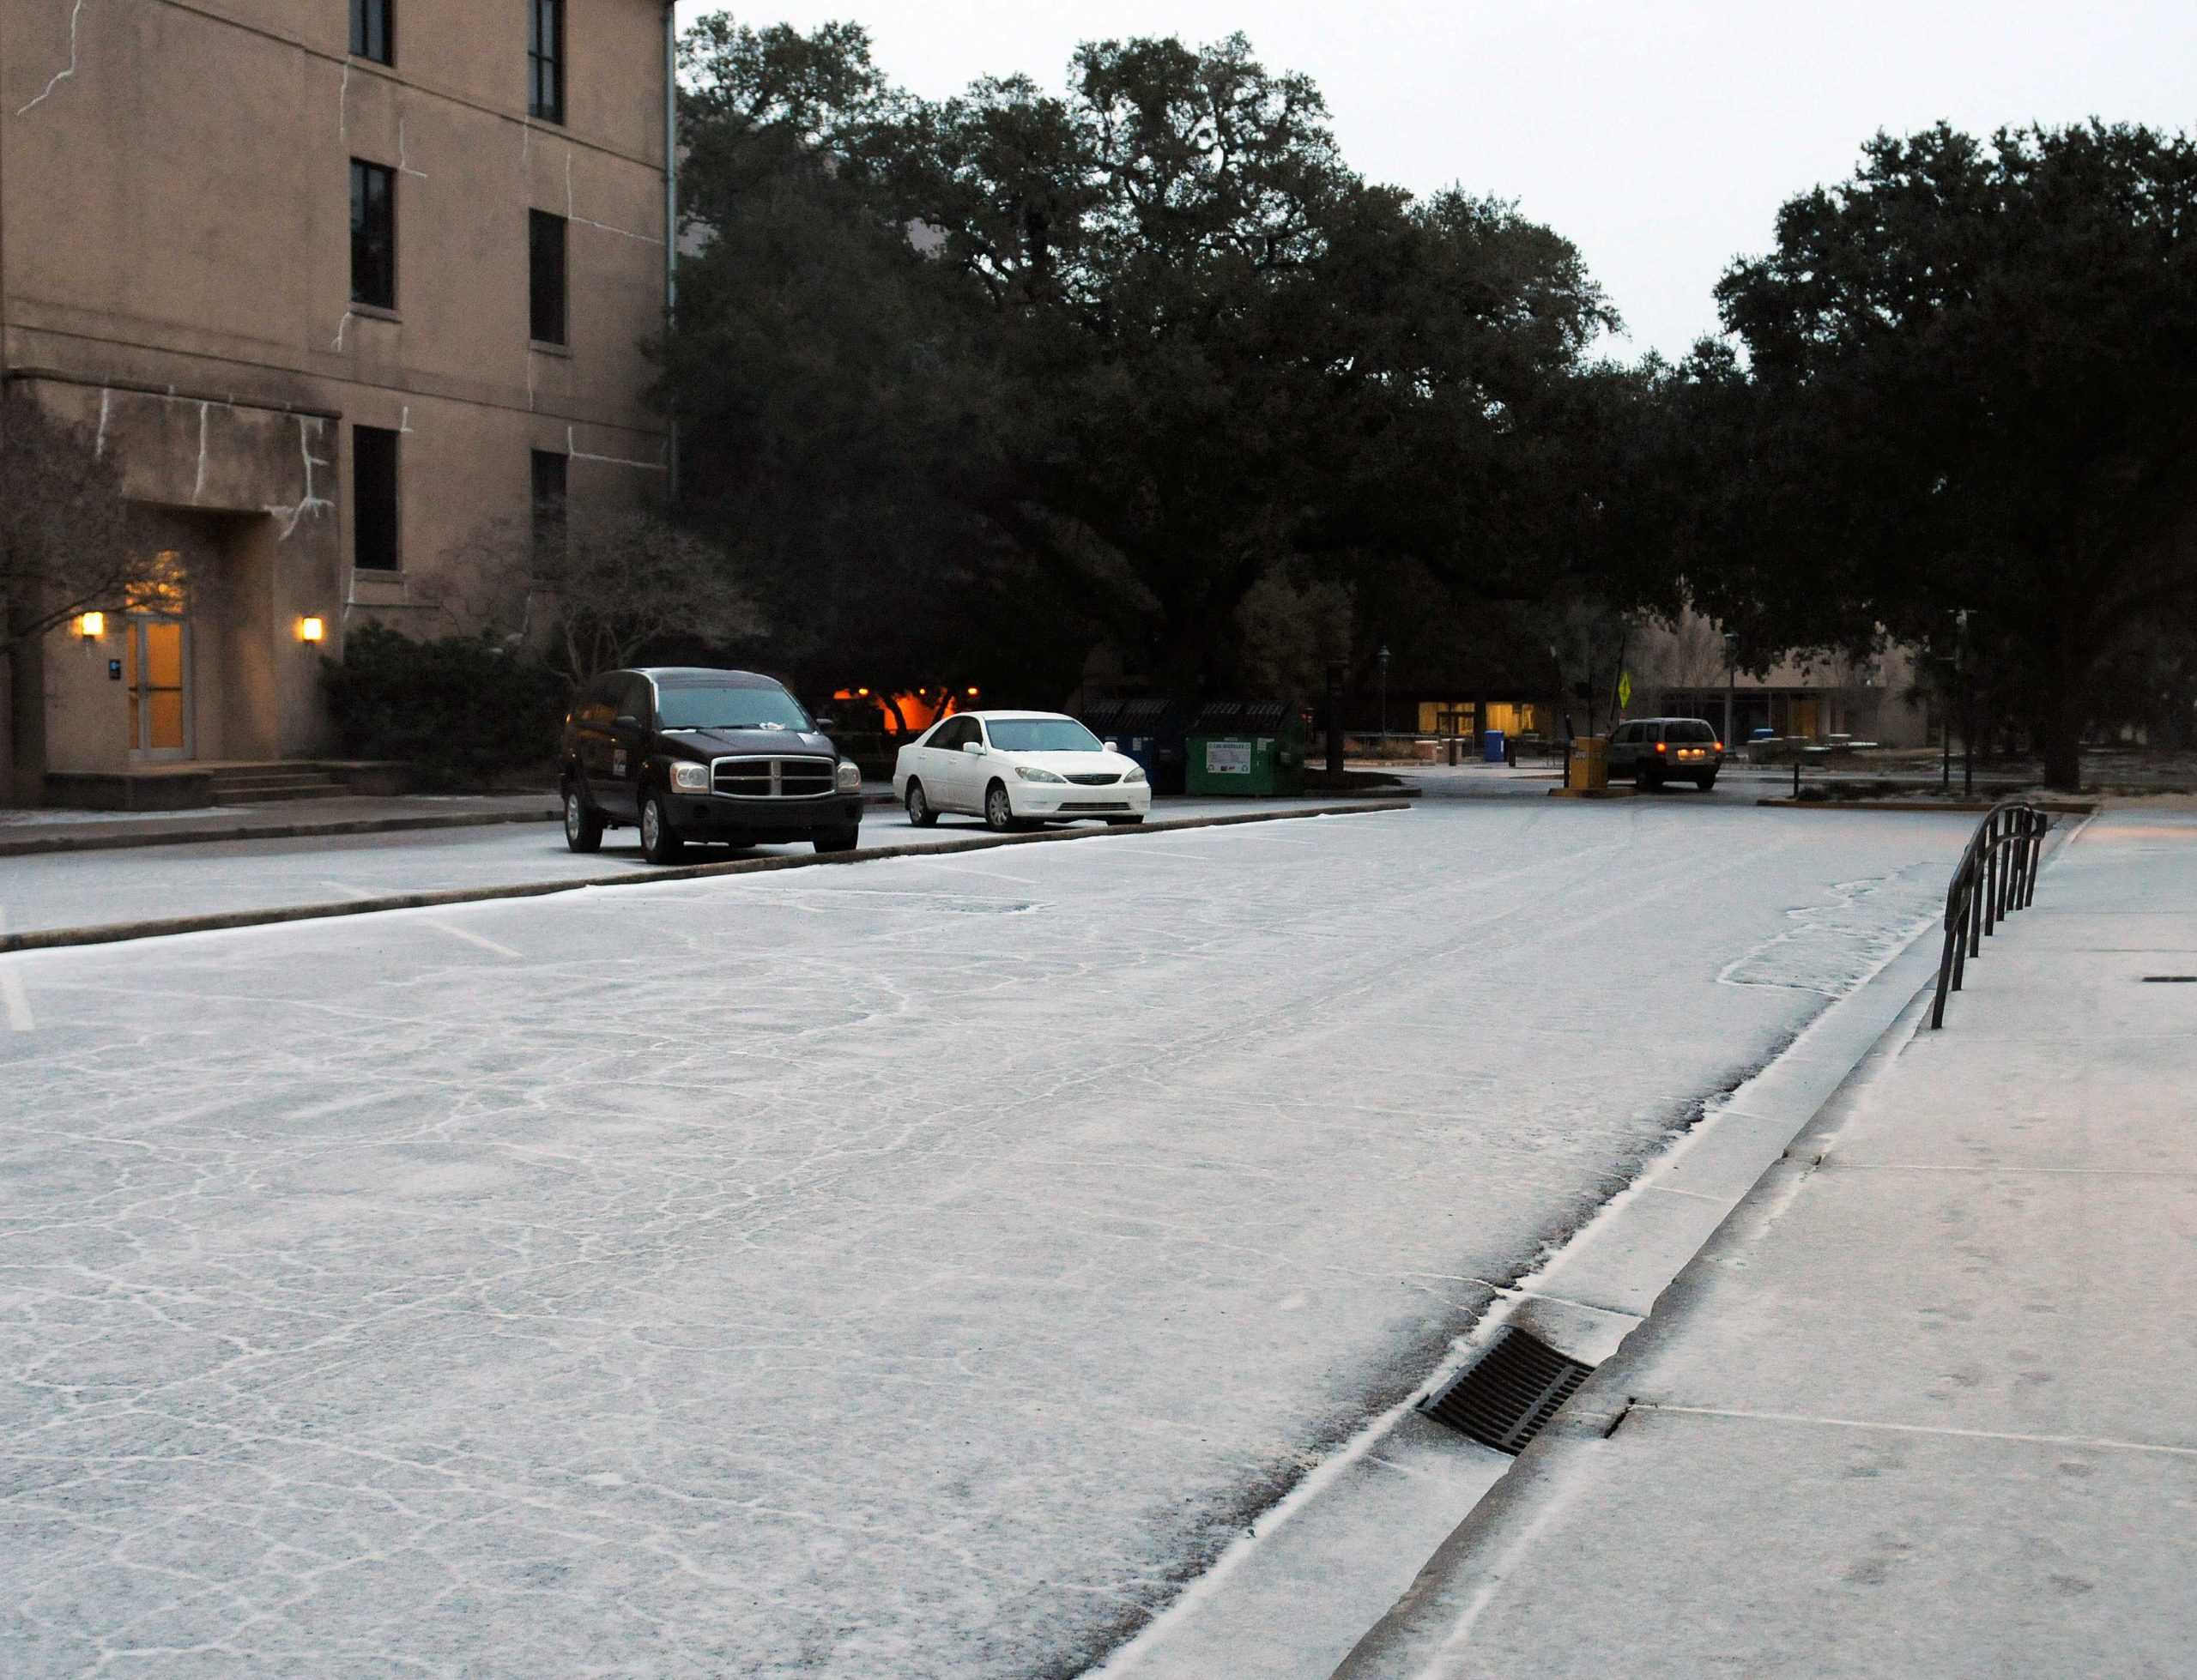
left=1122, top=764, right=1147, bottom=784
left=1015, top=766, right=1067, bottom=783
left=835, top=760, right=862, bottom=792
left=669, top=762, right=710, bottom=793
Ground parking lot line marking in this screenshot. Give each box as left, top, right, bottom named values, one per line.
left=425, top=922, right=524, bottom=959
left=321, top=879, right=519, bottom=958
left=0, top=912, right=33, bottom=1032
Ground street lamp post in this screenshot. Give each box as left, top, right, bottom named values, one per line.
left=1377, top=644, right=1391, bottom=742
left=1722, top=631, right=1738, bottom=750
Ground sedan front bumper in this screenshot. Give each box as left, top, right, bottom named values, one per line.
left=1009, top=783, right=1153, bottom=821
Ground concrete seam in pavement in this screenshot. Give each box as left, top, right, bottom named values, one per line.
left=0, top=801, right=1410, bottom=956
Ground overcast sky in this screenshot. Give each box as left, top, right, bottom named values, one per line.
left=675, top=1, right=2196, bottom=360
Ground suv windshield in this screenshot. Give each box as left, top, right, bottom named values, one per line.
left=657, top=685, right=812, bottom=732
left=1666, top=721, right=1717, bottom=743
left=986, top=719, right=1105, bottom=753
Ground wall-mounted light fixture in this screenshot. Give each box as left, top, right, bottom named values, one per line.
left=76, top=612, right=106, bottom=639
left=299, top=615, right=326, bottom=644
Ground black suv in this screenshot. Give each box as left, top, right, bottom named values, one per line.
left=560, top=668, right=865, bottom=862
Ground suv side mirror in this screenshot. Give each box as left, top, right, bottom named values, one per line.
left=812, top=716, right=837, bottom=731
left=614, top=714, right=641, bottom=732
left=962, top=740, right=986, bottom=756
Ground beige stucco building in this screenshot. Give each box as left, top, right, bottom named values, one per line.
left=2, top=0, right=673, bottom=805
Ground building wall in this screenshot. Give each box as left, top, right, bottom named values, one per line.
left=1628, top=612, right=1934, bottom=746
left=2, top=0, right=671, bottom=789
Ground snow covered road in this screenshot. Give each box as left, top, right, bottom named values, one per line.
left=0, top=801, right=1969, bottom=1676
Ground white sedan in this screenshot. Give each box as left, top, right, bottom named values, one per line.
left=893, top=710, right=1152, bottom=831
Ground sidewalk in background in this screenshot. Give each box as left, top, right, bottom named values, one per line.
left=1335, top=805, right=2197, bottom=1679
left=0, top=793, right=561, bottom=856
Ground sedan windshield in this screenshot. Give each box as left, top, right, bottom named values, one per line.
left=657, top=686, right=812, bottom=731
left=986, top=719, right=1104, bottom=753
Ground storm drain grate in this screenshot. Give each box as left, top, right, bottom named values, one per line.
left=2141, top=976, right=2197, bottom=983
left=1419, top=1327, right=1595, bottom=1455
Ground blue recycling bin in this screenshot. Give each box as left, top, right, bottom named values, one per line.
left=1483, top=729, right=1507, bottom=764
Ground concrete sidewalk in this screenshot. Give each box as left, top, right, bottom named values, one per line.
left=0, top=792, right=560, bottom=855
left=1335, top=805, right=2197, bottom=1679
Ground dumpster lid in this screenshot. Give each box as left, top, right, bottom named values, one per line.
left=1187, top=700, right=1291, bottom=734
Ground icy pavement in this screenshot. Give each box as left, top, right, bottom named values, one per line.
left=1335, top=808, right=2197, bottom=1680
left=0, top=801, right=1970, bottom=1677
left=0, top=797, right=1362, bottom=940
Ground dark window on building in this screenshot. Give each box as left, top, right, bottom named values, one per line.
left=350, top=160, right=396, bottom=309
left=528, top=0, right=565, bottom=124
left=354, top=426, right=401, bottom=571
left=530, top=210, right=568, bottom=346
left=349, top=0, right=392, bottom=64
left=531, top=450, right=569, bottom=561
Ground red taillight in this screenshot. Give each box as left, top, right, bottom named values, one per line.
left=1655, top=742, right=1667, bottom=753
left=1714, top=740, right=1723, bottom=752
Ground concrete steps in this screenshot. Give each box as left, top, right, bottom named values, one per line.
left=208, top=764, right=349, bottom=805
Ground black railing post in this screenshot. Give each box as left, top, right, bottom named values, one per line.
left=1984, top=813, right=2000, bottom=936
left=1933, top=802, right=2049, bottom=1030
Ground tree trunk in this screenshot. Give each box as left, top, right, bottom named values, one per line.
left=2040, top=665, right=2085, bottom=794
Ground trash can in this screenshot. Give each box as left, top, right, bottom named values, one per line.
left=1482, top=729, right=1506, bottom=764
left=1080, top=699, right=1183, bottom=794
left=1184, top=702, right=1306, bottom=796
left=1569, top=735, right=1610, bottom=793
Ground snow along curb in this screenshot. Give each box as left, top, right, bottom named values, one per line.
left=1091, top=892, right=1963, bottom=1680
left=0, top=801, right=1412, bottom=955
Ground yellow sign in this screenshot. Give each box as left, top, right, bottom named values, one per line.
left=1618, top=671, right=1633, bottom=709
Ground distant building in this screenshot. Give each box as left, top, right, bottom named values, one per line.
left=1628, top=612, right=1933, bottom=746
left=2, top=0, right=675, bottom=806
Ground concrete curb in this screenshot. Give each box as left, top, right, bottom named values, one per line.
left=1755, top=796, right=2100, bottom=815
left=0, top=790, right=913, bottom=858
left=0, top=801, right=1410, bottom=956
left=0, top=807, right=560, bottom=858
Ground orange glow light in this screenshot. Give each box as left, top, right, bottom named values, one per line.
left=76, top=612, right=106, bottom=639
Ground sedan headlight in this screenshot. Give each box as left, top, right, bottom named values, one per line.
left=1015, top=766, right=1067, bottom=783
left=1122, top=764, right=1147, bottom=784
left=836, top=760, right=862, bottom=792
left=669, top=762, right=710, bottom=793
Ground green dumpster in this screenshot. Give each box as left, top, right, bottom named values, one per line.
left=1183, top=702, right=1306, bottom=796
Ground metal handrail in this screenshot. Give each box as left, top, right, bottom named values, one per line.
left=1929, top=798, right=2052, bottom=1029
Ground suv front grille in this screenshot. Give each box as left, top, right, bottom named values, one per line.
left=711, top=756, right=838, bottom=799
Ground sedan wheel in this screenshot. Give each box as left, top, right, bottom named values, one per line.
left=905, top=780, right=937, bottom=827
left=984, top=782, right=1018, bottom=832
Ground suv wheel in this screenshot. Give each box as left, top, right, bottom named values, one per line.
left=984, top=782, right=1018, bottom=832
left=563, top=785, right=604, bottom=854
left=639, top=789, right=686, bottom=864
left=1637, top=763, right=1661, bottom=792
left=1695, top=772, right=1717, bottom=792
left=813, top=827, right=861, bottom=855
left=905, top=781, right=937, bottom=827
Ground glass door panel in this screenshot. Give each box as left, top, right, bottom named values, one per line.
left=128, top=618, right=190, bottom=758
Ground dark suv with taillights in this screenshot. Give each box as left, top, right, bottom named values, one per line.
left=560, top=668, right=865, bottom=862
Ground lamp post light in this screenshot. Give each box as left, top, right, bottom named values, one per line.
left=1377, top=644, right=1391, bottom=741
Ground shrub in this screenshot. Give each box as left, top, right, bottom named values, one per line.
left=322, top=625, right=568, bottom=790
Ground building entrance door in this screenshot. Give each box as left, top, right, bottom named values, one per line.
left=126, top=616, right=192, bottom=759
